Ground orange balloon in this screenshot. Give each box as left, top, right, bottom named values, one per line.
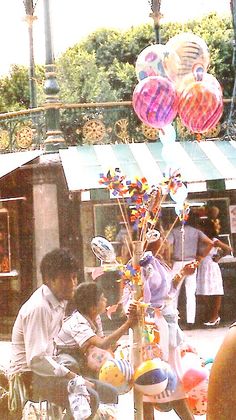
left=178, top=80, right=223, bottom=133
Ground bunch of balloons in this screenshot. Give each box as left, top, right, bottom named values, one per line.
left=132, top=32, right=223, bottom=135
left=181, top=351, right=211, bottom=415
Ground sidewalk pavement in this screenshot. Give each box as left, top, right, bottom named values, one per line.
left=117, top=324, right=229, bottom=420
left=0, top=324, right=230, bottom=419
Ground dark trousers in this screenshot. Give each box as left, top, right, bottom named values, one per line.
left=22, top=372, right=99, bottom=419
left=57, top=352, right=119, bottom=405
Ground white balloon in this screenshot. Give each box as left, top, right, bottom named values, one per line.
left=91, top=236, right=116, bottom=263
left=170, top=184, right=188, bottom=204
left=146, top=229, right=161, bottom=243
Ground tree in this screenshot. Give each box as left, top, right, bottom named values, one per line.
left=57, top=47, right=117, bottom=103
left=0, top=65, right=45, bottom=113
left=0, top=13, right=234, bottom=111
left=56, top=13, right=234, bottom=101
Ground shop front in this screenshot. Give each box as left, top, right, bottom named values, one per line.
left=1, top=140, right=236, bottom=337
left=60, top=140, right=236, bottom=325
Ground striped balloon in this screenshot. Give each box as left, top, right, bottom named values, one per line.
left=178, top=80, right=223, bottom=133
left=132, top=76, right=179, bottom=129
left=166, top=32, right=210, bottom=84
left=113, top=359, right=134, bottom=381
left=99, top=359, right=134, bottom=395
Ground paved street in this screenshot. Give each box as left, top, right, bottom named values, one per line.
left=0, top=324, right=230, bottom=419
left=116, top=325, right=229, bottom=419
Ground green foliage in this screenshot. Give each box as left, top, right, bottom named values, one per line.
left=0, top=65, right=30, bottom=112
left=160, top=13, right=234, bottom=97
left=57, top=47, right=117, bottom=103
left=0, top=12, right=234, bottom=111
left=0, top=64, right=45, bottom=112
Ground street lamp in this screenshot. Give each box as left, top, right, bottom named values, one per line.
left=148, top=0, right=163, bottom=43
left=43, top=0, right=66, bottom=151
left=23, top=0, right=37, bottom=108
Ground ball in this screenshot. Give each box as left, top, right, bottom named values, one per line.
left=134, top=359, right=168, bottom=395
left=99, top=359, right=133, bottom=394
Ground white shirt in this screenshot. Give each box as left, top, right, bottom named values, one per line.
left=9, top=284, right=70, bottom=377
left=55, top=311, right=103, bottom=352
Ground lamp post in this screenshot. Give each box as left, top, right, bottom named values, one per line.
left=43, top=0, right=66, bottom=151
left=148, top=0, right=163, bottom=43
left=23, top=0, right=37, bottom=108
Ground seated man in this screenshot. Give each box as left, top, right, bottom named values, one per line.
left=8, top=248, right=97, bottom=419
left=55, top=282, right=138, bottom=399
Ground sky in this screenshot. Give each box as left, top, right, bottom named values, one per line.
left=0, top=0, right=231, bottom=76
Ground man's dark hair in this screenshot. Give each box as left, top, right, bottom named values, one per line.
left=40, top=248, right=78, bottom=283
left=73, top=282, right=103, bottom=315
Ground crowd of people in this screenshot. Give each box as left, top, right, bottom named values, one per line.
left=1, top=205, right=233, bottom=419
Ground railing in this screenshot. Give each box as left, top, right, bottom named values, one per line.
left=0, top=99, right=235, bottom=153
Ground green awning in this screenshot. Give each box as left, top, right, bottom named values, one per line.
left=59, top=140, right=236, bottom=193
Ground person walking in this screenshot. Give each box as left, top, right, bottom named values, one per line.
left=196, top=218, right=233, bottom=327
left=167, top=212, right=214, bottom=329
left=138, top=250, right=198, bottom=419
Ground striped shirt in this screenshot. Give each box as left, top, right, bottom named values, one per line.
left=55, top=311, right=104, bottom=353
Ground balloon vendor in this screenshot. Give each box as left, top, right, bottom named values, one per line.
left=121, top=232, right=199, bottom=419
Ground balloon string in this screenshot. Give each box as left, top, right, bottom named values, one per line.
left=154, top=215, right=178, bottom=257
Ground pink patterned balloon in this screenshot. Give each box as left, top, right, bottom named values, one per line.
left=178, top=80, right=223, bottom=133
left=132, top=76, right=179, bottom=129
